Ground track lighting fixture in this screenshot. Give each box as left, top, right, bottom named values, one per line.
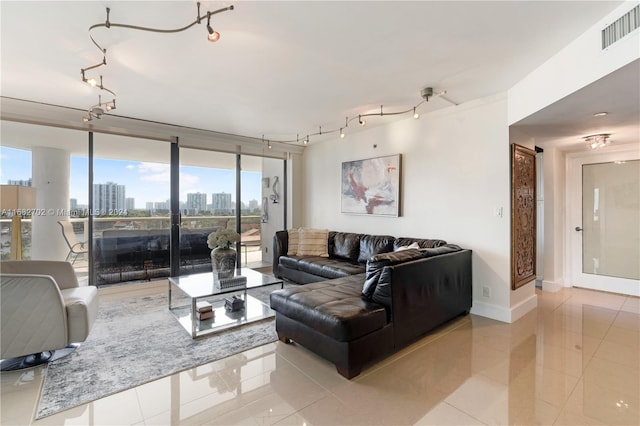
left=82, top=95, right=116, bottom=122
left=285, top=87, right=456, bottom=146
left=79, top=2, right=233, bottom=122
left=81, top=56, right=107, bottom=87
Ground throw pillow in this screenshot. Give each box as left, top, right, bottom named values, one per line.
left=394, top=242, right=420, bottom=252
left=287, top=228, right=301, bottom=256
left=297, top=228, right=329, bottom=257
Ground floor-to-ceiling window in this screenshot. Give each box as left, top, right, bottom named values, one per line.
left=1, top=120, right=289, bottom=286
left=92, top=134, right=170, bottom=285
left=178, top=148, right=237, bottom=274
left=0, top=122, right=88, bottom=277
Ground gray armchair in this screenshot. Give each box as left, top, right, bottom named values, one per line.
left=0, top=260, right=99, bottom=370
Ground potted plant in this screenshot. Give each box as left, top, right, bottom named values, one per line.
left=207, top=228, right=240, bottom=278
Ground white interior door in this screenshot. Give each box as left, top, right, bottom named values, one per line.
left=567, top=147, right=640, bottom=296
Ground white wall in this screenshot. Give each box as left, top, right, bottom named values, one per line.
left=260, top=158, right=286, bottom=265
left=301, top=93, right=531, bottom=322
left=508, top=1, right=639, bottom=293
left=542, top=147, right=567, bottom=291
left=509, top=1, right=640, bottom=125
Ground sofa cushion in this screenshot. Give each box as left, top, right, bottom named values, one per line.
left=279, top=256, right=365, bottom=278
left=331, top=232, right=362, bottom=261
left=357, top=234, right=395, bottom=264
left=299, top=257, right=365, bottom=279
left=362, top=249, right=423, bottom=299
left=393, top=237, right=447, bottom=251
left=287, top=228, right=300, bottom=256
left=298, top=228, right=329, bottom=257
left=270, top=274, right=387, bottom=342
left=419, top=244, right=462, bottom=257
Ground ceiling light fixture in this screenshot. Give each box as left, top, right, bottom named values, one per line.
left=583, top=133, right=612, bottom=150
left=413, top=107, right=419, bottom=119
left=593, top=112, right=608, bottom=117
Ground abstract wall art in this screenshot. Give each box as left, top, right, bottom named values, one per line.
left=341, top=154, right=401, bottom=216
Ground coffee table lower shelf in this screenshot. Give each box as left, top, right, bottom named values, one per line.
left=170, top=295, right=274, bottom=339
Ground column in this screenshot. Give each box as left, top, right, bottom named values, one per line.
left=31, top=147, right=70, bottom=260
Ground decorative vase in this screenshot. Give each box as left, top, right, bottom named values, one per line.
left=211, top=247, right=237, bottom=279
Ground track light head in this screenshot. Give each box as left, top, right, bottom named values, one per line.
left=340, top=128, right=345, bottom=138
left=87, top=78, right=97, bottom=87
left=206, top=12, right=220, bottom=42
left=413, top=107, right=419, bottom=119
left=359, top=115, right=366, bottom=126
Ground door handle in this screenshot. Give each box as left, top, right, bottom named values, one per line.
left=575, top=226, right=583, bottom=232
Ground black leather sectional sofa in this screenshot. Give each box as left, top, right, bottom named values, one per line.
left=270, top=230, right=472, bottom=378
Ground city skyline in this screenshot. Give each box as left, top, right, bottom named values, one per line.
left=0, top=146, right=263, bottom=209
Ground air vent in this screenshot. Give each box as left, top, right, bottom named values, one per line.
left=602, top=4, right=639, bottom=49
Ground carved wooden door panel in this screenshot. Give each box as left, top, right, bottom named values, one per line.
left=511, top=144, right=536, bottom=290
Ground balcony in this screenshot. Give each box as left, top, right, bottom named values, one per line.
left=0, top=215, right=265, bottom=286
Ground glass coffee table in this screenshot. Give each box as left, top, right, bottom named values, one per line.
left=168, top=268, right=283, bottom=338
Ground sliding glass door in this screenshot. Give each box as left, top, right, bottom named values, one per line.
left=1, top=119, right=288, bottom=286
left=92, top=134, right=170, bottom=285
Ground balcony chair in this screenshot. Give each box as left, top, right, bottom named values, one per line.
left=58, top=220, right=88, bottom=264
left=0, top=260, right=99, bottom=371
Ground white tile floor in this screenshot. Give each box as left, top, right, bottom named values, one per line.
left=1, top=285, right=639, bottom=425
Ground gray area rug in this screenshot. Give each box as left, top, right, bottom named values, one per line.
left=36, top=285, right=285, bottom=419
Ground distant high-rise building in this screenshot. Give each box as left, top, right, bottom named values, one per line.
left=155, top=200, right=169, bottom=211
left=7, top=178, right=32, bottom=186
left=248, top=199, right=259, bottom=211
left=70, top=198, right=78, bottom=210
left=125, top=197, right=135, bottom=210
left=187, top=193, right=207, bottom=213
left=93, top=182, right=125, bottom=215
left=211, top=192, right=232, bottom=214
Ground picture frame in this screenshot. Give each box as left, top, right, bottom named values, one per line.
left=341, top=154, right=401, bottom=216
left=511, top=144, right=537, bottom=290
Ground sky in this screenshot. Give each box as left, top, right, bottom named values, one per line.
left=0, top=146, right=262, bottom=209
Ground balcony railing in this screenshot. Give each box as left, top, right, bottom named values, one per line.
left=0, top=215, right=263, bottom=286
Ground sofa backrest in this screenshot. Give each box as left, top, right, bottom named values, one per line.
left=274, top=229, right=451, bottom=269
left=357, top=234, right=395, bottom=264
left=329, top=232, right=362, bottom=262
left=393, top=237, right=447, bottom=251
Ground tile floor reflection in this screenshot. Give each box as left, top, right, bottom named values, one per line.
left=1, top=286, right=638, bottom=425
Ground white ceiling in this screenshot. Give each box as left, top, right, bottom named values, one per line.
left=0, top=1, right=634, bottom=148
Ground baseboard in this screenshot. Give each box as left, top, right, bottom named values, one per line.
left=510, top=294, right=538, bottom=322
left=542, top=280, right=564, bottom=292
left=470, top=301, right=511, bottom=323
left=471, top=294, right=537, bottom=324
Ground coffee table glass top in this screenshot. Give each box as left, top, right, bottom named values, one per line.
left=169, top=268, right=283, bottom=298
